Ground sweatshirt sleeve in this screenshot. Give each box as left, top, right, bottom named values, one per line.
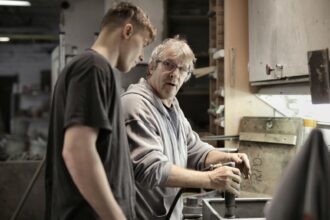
left=122, top=94, right=172, bottom=189
left=182, top=114, right=214, bottom=171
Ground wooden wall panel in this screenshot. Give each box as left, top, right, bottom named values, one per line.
left=224, top=0, right=274, bottom=147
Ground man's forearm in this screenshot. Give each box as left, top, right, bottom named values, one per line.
left=63, top=125, right=126, bottom=220
left=204, top=149, right=230, bottom=167
left=165, top=164, right=241, bottom=195
left=165, top=165, right=210, bottom=188
left=63, top=144, right=125, bottom=220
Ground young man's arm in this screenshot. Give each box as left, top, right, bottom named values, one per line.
left=62, top=125, right=126, bottom=220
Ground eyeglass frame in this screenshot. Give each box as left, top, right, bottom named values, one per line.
left=155, top=59, right=192, bottom=81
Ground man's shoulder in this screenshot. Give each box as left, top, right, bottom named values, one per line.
left=122, top=91, right=145, bottom=107
left=122, top=91, right=156, bottom=120
left=62, top=50, right=112, bottom=81
left=70, top=50, right=110, bottom=71
left=71, top=50, right=95, bottom=63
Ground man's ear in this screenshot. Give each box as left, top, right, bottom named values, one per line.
left=148, top=64, right=153, bottom=74
left=122, top=23, right=134, bottom=39
left=148, top=63, right=155, bottom=76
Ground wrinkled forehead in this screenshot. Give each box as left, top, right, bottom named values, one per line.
left=159, top=47, right=193, bottom=67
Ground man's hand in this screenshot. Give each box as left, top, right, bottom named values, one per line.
left=229, top=153, right=251, bottom=179
left=207, top=166, right=241, bottom=196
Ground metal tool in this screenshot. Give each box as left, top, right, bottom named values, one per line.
left=224, top=162, right=236, bottom=218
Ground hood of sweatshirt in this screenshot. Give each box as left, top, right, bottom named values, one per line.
left=122, top=78, right=181, bottom=118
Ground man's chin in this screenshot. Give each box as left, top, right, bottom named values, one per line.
left=118, top=66, right=131, bottom=73
left=162, top=92, right=177, bottom=100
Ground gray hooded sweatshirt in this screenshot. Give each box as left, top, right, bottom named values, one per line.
left=121, top=78, right=214, bottom=220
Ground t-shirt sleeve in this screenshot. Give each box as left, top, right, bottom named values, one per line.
left=64, top=66, right=112, bottom=131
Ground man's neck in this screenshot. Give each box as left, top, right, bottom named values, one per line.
left=91, top=44, right=117, bottom=67
left=162, top=99, right=173, bottom=108
left=91, top=30, right=119, bottom=67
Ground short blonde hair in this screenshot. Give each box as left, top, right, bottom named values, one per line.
left=101, top=1, right=156, bottom=44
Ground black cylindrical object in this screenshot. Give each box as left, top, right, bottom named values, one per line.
left=224, top=162, right=236, bottom=218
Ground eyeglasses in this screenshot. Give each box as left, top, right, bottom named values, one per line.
left=156, top=59, right=192, bottom=77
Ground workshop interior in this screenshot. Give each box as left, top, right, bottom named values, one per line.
left=0, top=0, right=330, bottom=219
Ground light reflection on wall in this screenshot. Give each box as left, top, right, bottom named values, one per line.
left=256, top=94, right=330, bottom=123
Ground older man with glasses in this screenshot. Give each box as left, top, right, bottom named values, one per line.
left=121, top=36, right=251, bottom=220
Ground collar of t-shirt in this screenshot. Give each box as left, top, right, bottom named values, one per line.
left=163, top=104, right=179, bottom=138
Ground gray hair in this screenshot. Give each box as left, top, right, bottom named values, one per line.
left=148, top=36, right=196, bottom=81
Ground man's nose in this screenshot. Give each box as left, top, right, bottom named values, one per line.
left=170, top=67, right=180, bottom=78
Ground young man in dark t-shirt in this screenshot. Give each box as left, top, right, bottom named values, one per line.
left=45, top=2, right=156, bottom=220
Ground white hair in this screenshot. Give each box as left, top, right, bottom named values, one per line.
left=149, top=36, right=196, bottom=72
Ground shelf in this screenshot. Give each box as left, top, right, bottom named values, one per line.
left=169, top=15, right=208, bottom=22
left=201, top=135, right=239, bottom=141
left=209, top=0, right=225, bottom=137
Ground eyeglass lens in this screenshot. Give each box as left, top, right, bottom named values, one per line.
left=161, top=60, right=189, bottom=75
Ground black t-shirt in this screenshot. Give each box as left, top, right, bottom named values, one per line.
left=45, top=49, right=136, bottom=220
